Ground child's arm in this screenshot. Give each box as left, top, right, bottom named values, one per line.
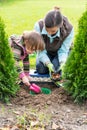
left=23, top=54, right=30, bottom=76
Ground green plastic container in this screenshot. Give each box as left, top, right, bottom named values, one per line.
left=30, top=87, right=51, bottom=95
left=41, top=87, right=51, bottom=94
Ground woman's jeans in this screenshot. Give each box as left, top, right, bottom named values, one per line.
left=36, top=54, right=60, bottom=74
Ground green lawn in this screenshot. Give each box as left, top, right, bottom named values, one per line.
left=0, top=0, right=86, bottom=35
left=0, top=0, right=86, bottom=68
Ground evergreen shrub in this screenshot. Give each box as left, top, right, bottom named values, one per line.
left=63, top=9, right=87, bottom=103
left=0, top=17, right=19, bottom=103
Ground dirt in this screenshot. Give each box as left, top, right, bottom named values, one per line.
left=0, top=82, right=87, bottom=130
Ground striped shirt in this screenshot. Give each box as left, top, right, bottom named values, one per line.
left=9, top=34, right=29, bottom=79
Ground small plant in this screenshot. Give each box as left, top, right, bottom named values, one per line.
left=63, top=8, right=87, bottom=103
left=0, top=17, right=19, bottom=103
left=1, top=104, right=5, bottom=114
left=16, top=108, right=51, bottom=130
left=38, top=112, right=51, bottom=126
left=17, top=113, right=28, bottom=128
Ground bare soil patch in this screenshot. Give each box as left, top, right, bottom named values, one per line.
left=0, top=83, right=87, bottom=130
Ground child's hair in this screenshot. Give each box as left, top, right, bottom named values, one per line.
left=44, top=6, right=63, bottom=28
left=23, top=30, right=45, bottom=51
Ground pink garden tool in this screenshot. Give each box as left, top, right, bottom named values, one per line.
left=29, top=83, right=41, bottom=93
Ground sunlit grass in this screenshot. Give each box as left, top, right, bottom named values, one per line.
left=0, top=0, right=86, bottom=36
left=0, top=0, right=86, bottom=68
left=29, top=53, right=36, bottom=69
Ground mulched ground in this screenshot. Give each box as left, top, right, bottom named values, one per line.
left=0, top=82, right=87, bottom=130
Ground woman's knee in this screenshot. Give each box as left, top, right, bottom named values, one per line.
left=36, top=62, right=49, bottom=74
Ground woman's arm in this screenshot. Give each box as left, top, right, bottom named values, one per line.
left=58, top=28, right=74, bottom=64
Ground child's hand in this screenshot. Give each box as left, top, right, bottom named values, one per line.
left=27, top=76, right=33, bottom=81
left=22, top=76, right=30, bottom=86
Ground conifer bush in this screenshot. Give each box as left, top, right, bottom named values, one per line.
left=0, top=17, right=19, bottom=102
left=63, top=9, right=87, bottom=103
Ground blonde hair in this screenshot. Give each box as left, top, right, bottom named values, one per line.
left=23, top=30, right=45, bottom=51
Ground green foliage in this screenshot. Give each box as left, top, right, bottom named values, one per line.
left=0, top=17, right=19, bottom=103
left=63, top=8, right=87, bottom=103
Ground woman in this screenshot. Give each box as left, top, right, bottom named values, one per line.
left=34, top=7, right=74, bottom=75
left=9, top=30, right=45, bottom=86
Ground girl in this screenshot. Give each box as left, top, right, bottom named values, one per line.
left=9, top=30, right=45, bottom=86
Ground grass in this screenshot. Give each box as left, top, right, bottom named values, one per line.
left=0, top=0, right=86, bottom=35
left=16, top=108, right=51, bottom=130
left=0, top=0, right=86, bottom=68
left=29, top=53, right=36, bottom=68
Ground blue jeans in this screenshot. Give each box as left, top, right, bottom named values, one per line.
left=36, top=54, right=60, bottom=74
